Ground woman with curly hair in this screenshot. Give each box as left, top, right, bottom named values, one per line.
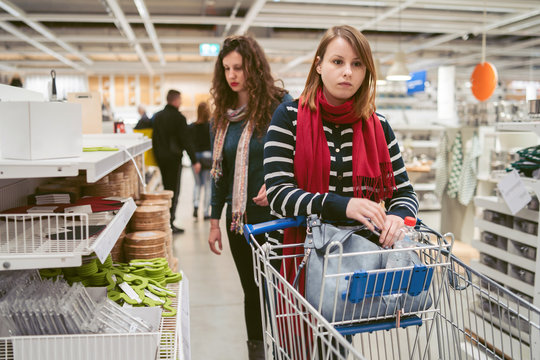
left=207, top=34, right=291, bottom=359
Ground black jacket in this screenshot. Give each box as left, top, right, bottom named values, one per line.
left=152, top=104, right=197, bottom=164
left=189, top=122, right=211, bottom=152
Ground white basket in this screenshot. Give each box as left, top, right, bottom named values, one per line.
left=0, top=213, right=90, bottom=256
left=0, top=281, right=185, bottom=360
left=1, top=198, right=137, bottom=270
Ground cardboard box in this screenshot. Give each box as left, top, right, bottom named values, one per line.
left=67, top=92, right=103, bottom=134
left=0, top=101, right=82, bottom=160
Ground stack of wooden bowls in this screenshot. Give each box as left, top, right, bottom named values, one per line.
left=140, top=190, right=173, bottom=208
left=123, top=230, right=167, bottom=260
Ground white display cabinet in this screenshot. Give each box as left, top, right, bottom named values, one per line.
left=0, top=134, right=187, bottom=360
left=392, top=123, right=444, bottom=211
left=472, top=122, right=540, bottom=308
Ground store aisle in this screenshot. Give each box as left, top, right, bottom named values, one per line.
left=172, top=172, right=248, bottom=359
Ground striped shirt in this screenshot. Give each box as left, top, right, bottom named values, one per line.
left=264, top=100, right=418, bottom=228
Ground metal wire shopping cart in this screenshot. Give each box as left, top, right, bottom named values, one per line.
left=244, top=217, right=540, bottom=360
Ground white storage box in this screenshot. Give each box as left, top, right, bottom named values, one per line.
left=0, top=101, right=82, bottom=160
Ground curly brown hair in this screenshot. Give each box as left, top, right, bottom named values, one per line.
left=210, top=35, right=288, bottom=137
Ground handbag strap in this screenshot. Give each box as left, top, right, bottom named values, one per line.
left=306, top=214, right=366, bottom=252
left=318, top=229, right=357, bottom=253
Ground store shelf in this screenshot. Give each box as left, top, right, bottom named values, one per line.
left=0, top=276, right=186, bottom=360
left=472, top=240, right=536, bottom=273
left=474, top=218, right=538, bottom=248
left=158, top=276, right=188, bottom=360
left=0, top=134, right=151, bottom=183
left=409, top=140, right=439, bottom=148
left=471, top=260, right=534, bottom=297
left=477, top=174, right=497, bottom=183
left=462, top=298, right=533, bottom=353
left=474, top=196, right=539, bottom=223
left=496, top=121, right=540, bottom=137
left=391, top=124, right=445, bottom=131
left=0, top=198, right=136, bottom=270
left=414, top=183, right=436, bottom=191
left=418, top=203, right=441, bottom=211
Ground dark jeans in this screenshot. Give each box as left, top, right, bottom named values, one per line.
left=157, top=157, right=182, bottom=224
left=226, top=206, right=270, bottom=341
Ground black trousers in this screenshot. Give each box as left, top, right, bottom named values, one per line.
left=225, top=206, right=270, bottom=342
left=157, top=157, right=182, bottom=224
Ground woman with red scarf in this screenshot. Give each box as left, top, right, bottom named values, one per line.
left=263, top=25, right=418, bottom=355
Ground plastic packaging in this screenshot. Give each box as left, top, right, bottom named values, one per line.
left=386, top=216, right=419, bottom=269
left=0, top=274, right=151, bottom=336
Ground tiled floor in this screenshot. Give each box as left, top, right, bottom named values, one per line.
left=172, top=173, right=248, bottom=359
left=172, top=171, right=478, bottom=359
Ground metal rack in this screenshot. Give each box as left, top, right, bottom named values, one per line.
left=0, top=134, right=187, bottom=360
left=1, top=198, right=136, bottom=270
left=0, top=278, right=186, bottom=360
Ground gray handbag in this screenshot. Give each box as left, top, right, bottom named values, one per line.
left=298, top=215, right=432, bottom=323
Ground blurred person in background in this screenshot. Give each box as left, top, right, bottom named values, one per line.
left=153, top=89, right=201, bottom=234
left=189, top=101, right=212, bottom=220
left=134, top=104, right=152, bottom=129
left=9, top=75, right=23, bottom=87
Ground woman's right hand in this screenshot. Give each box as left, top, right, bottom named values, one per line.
left=345, top=198, right=386, bottom=232
left=208, top=219, right=223, bottom=255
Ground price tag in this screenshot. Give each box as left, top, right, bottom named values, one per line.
left=118, top=282, right=143, bottom=304
left=148, top=283, right=175, bottom=296
left=144, top=289, right=165, bottom=304
left=497, top=170, right=532, bottom=215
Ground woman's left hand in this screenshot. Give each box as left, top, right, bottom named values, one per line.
left=379, top=214, right=405, bottom=248
left=252, top=184, right=269, bottom=206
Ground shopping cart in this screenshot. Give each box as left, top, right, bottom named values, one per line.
left=244, top=217, right=540, bottom=360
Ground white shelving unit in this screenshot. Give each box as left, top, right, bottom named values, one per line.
left=0, top=134, right=186, bottom=360
left=393, top=124, right=444, bottom=212
left=0, top=134, right=151, bottom=182
left=472, top=122, right=540, bottom=308
left=496, top=121, right=540, bottom=137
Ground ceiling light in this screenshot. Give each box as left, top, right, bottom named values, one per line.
left=386, top=51, right=411, bottom=81
left=386, top=0, right=410, bottom=82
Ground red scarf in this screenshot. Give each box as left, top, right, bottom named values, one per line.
left=282, top=87, right=396, bottom=292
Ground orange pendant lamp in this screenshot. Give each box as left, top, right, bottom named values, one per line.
left=470, top=6, right=497, bottom=102
left=471, top=62, right=498, bottom=102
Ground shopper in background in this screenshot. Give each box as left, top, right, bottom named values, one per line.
left=189, top=101, right=212, bottom=220
left=102, top=99, right=113, bottom=122
left=264, top=24, right=418, bottom=294
left=9, top=75, right=23, bottom=87
left=153, top=89, right=201, bottom=234
left=207, top=35, right=291, bottom=360
left=134, top=105, right=152, bottom=129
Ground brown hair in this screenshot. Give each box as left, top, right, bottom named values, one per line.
left=166, top=89, right=181, bottom=104
left=210, top=35, right=288, bottom=136
left=300, top=25, right=376, bottom=120
left=195, top=101, right=210, bottom=125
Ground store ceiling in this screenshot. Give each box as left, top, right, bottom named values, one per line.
left=0, top=0, right=539, bottom=81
